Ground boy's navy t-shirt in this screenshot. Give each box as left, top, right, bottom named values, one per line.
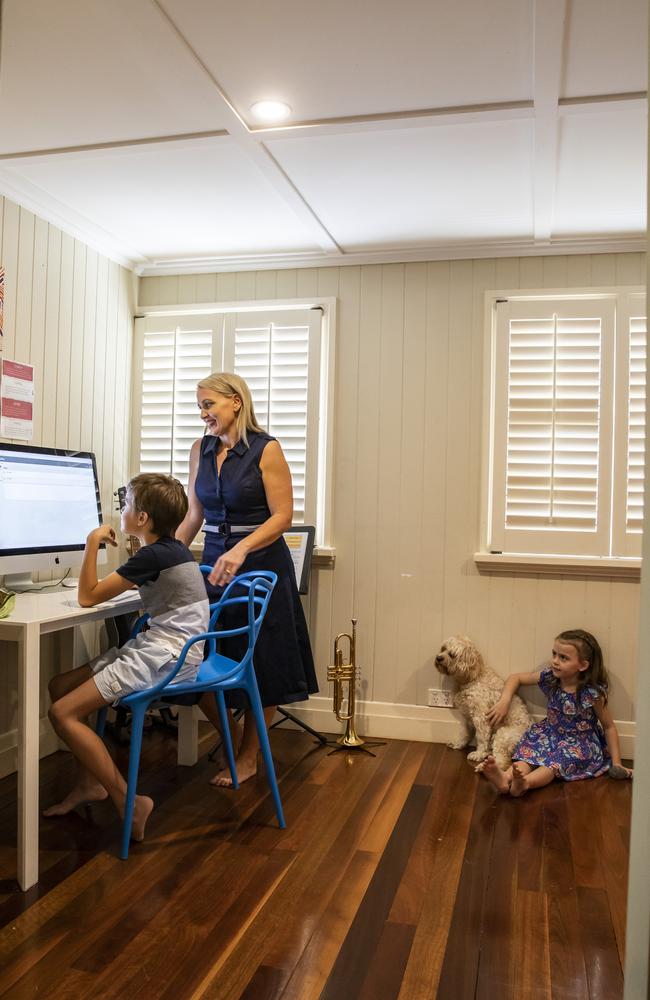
left=117, top=537, right=209, bottom=667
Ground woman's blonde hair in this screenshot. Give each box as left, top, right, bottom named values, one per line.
left=197, top=371, right=264, bottom=446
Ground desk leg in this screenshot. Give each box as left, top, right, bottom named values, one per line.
left=177, top=706, right=198, bottom=766
left=17, top=623, right=40, bottom=891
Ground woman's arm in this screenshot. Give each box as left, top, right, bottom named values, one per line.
left=594, top=698, right=633, bottom=775
left=176, top=438, right=205, bottom=547
left=207, top=440, right=293, bottom=587
left=486, top=670, right=541, bottom=728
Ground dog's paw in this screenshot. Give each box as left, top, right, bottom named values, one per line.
left=466, top=750, right=487, bottom=763
left=447, top=740, right=469, bottom=751
left=473, top=761, right=486, bottom=773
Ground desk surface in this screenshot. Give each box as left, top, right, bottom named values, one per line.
left=0, top=589, right=143, bottom=630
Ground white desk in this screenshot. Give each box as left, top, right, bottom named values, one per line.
left=0, top=588, right=143, bottom=890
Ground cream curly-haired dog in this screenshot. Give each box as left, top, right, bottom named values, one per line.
left=435, top=635, right=531, bottom=770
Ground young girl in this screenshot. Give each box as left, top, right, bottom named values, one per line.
left=482, top=629, right=632, bottom=797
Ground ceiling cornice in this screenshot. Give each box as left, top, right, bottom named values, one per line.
left=139, top=234, right=647, bottom=276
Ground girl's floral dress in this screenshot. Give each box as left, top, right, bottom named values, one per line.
left=512, top=668, right=611, bottom=780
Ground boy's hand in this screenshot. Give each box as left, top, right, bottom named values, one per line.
left=486, top=699, right=509, bottom=728
left=87, top=525, right=117, bottom=547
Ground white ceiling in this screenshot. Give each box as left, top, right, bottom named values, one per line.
left=0, top=0, right=646, bottom=274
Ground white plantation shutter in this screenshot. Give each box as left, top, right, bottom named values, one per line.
left=626, top=316, right=646, bottom=532
left=612, top=293, right=647, bottom=557
left=224, top=310, right=321, bottom=524
left=135, top=316, right=217, bottom=486
left=491, top=298, right=615, bottom=557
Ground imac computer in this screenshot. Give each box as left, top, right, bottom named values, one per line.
left=0, top=443, right=106, bottom=591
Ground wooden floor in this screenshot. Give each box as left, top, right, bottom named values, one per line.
left=0, top=723, right=632, bottom=999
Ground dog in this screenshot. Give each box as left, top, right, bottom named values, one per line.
left=435, top=635, right=531, bottom=771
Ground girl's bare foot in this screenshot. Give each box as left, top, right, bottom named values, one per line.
left=130, top=795, right=154, bottom=842
left=510, top=762, right=529, bottom=797
left=482, top=755, right=511, bottom=794
left=210, top=754, right=257, bottom=787
left=43, top=782, right=109, bottom=816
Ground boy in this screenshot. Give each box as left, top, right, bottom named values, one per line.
left=44, top=474, right=209, bottom=843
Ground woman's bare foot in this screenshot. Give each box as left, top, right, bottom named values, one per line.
left=510, top=762, right=529, bottom=797
left=43, top=782, right=109, bottom=816
left=210, top=753, right=257, bottom=787
left=130, top=795, right=154, bottom=842
left=482, top=755, right=511, bottom=795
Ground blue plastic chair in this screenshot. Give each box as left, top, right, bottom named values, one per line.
left=97, top=572, right=284, bottom=859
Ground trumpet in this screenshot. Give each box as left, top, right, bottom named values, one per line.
left=327, top=618, right=365, bottom=749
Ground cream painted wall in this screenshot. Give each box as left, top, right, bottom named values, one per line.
left=0, top=196, right=136, bottom=774
left=139, top=252, right=644, bottom=751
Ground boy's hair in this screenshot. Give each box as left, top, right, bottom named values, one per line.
left=127, top=473, right=188, bottom=537
left=196, top=371, right=264, bottom=446
left=554, top=628, right=609, bottom=702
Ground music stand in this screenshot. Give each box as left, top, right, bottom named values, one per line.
left=268, top=526, right=329, bottom=744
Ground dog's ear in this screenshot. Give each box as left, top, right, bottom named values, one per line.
left=463, top=641, right=484, bottom=680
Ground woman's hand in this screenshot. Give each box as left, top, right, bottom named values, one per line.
left=486, top=699, right=509, bottom=729
left=207, top=541, right=248, bottom=587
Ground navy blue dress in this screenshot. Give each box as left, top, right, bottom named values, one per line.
left=194, top=430, right=318, bottom=708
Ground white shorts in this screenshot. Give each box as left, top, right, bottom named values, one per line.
left=90, top=633, right=196, bottom=706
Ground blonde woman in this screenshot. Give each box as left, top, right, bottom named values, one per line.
left=176, top=372, right=318, bottom=784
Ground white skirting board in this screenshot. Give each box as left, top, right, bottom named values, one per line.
left=279, top=696, right=637, bottom=760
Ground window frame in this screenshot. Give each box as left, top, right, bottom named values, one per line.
left=131, top=296, right=337, bottom=553
left=478, top=285, right=645, bottom=577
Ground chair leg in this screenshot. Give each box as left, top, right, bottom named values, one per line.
left=245, top=678, right=285, bottom=829
left=215, top=691, right=239, bottom=789
left=96, top=707, right=108, bottom=738
left=120, top=704, right=147, bottom=860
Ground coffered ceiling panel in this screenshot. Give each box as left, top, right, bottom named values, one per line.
left=164, top=0, right=534, bottom=124
left=267, top=120, right=534, bottom=249
left=562, top=0, right=648, bottom=98
left=0, top=0, right=231, bottom=153
left=0, top=139, right=321, bottom=262
left=554, top=108, right=647, bottom=235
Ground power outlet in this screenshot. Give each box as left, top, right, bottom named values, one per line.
left=428, top=688, right=455, bottom=708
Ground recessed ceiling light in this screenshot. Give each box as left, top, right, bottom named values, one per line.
left=250, top=100, right=292, bottom=123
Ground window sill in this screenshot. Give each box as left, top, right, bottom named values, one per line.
left=190, top=542, right=336, bottom=568
left=474, top=552, right=641, bottom=581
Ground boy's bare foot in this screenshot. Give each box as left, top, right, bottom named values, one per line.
left=482, top=755, right=511, bottom=794
left=210, top=754, right=257, bottom=787
left=130, top=795, right=154, bottom=842
left=510, top=762, right=529, bottom=797
left=43, top=782, right=109, bottom=816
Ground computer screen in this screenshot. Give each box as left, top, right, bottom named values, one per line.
left=0, top=443, right=104, bottom=585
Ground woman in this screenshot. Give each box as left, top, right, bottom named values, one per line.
left=176, top=372, right=318, bottom=785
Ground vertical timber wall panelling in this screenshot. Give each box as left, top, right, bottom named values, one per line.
left=0, top=196, right=136, bottom=773
left=138, top=252, right=645, bottom=747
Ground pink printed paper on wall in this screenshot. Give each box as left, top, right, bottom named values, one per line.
left=1, top=358, right=34, bottom=440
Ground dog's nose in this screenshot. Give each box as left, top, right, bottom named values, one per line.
left=435, top=654, right=444, bottom=664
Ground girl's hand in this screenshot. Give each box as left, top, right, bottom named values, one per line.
left=608, top=764, right=633, bottom=780
left=207, top=542, right=248, bottom=587
left=486, top=699, right=509, bottom=728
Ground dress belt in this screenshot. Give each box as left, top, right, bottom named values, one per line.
left=203, top=523, right=264, bottom=537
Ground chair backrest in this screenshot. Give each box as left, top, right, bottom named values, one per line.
left=209, top=572, right=276, bottom=640
left=140, top=573, right=277, bottom=698
left=200, top=567, right=277, bottom=638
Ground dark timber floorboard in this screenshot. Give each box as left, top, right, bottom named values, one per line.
left=0, top=725, right=632, bottom=999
